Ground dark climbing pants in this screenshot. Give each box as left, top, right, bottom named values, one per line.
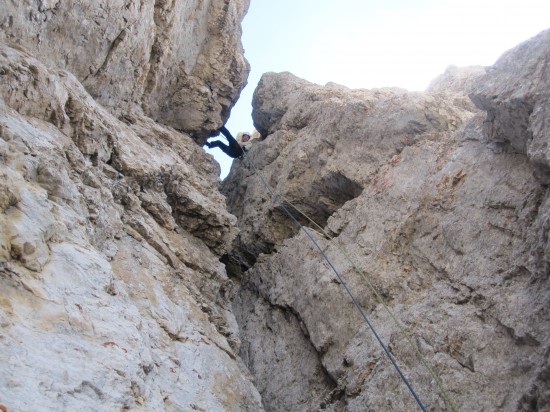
left=207, top=126, right=244, bottom=158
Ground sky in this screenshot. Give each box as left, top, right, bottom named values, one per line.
left=204, top=0, right=550, bottom=178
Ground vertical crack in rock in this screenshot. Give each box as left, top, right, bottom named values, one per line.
left=141, top=0, right=176, bottom=113
left=233, top=277, right=346, bottom=411
left=92, top=27, right=129, bottom=79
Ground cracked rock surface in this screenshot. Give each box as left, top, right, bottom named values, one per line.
left=223, top=30, right=550, bottom=411
left=0, top=1, right=263, bottom=410
left=2, top=1, right=549, bottom=410
left=0, top=0, right=250, bottom=137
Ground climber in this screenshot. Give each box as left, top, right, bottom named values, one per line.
left=240, top=131, right=252, bottom=151
left=205, top=126, right=250, bottom=158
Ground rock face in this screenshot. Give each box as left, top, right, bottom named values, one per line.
left=0, top=1, right=263, bottom=411
left=223, top=30, right=550, bottom=411
left=469, top=31, right=550, bottom=172
left=2, top=1, right=549, bottom=409
left=0, top=0, right=250, bottom=137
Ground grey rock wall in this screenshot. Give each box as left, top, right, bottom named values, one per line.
left=223, top=30, right=550, bottom=411
left=0, top=0, right=250, bottom=137
left=2, top=1, right=549, bottom=410
left=469, top=29, right=550, bottom=173
left=0, top=1, right=262, bottom=411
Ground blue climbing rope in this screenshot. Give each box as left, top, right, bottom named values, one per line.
left=241, top=151, right=428, bottom=412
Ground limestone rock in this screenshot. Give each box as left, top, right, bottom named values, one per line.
left=223, top=32, right=550, bottom=410
left=0, top=0, right=250, bottom=137
left=3, top=0, right=549, bottom=409
left=427, top=65, right=486, bottom=95
left=223, top=71, right=479, bottom=269
left=470, top=28, right=550, bottom=173
left=0, top=12, right=261, bottom=411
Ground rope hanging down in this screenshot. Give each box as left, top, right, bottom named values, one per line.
left=240, top=149, right=458, bottom=411
left=241, top=151, right=428, bottom=412
left=283, top=197, right=458, bottom=412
